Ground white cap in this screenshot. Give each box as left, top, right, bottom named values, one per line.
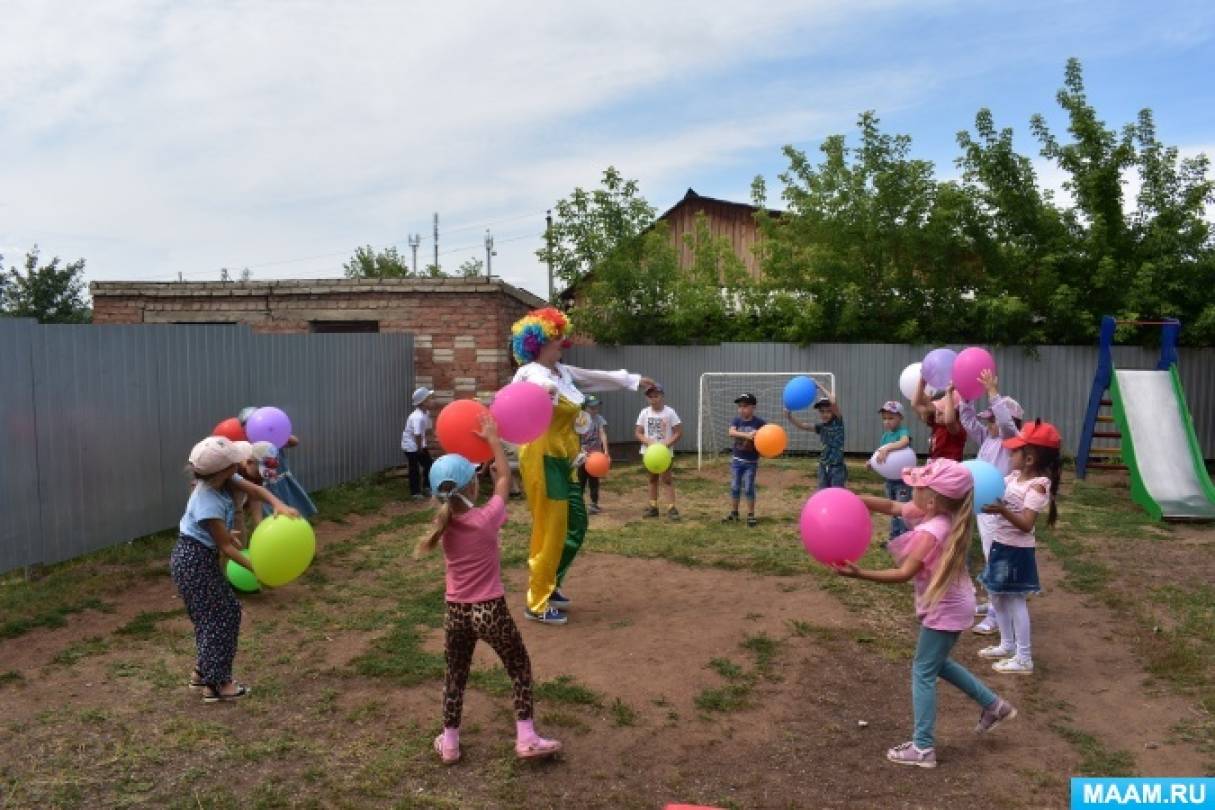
left=412, top=386, right=434, bottom=407
left=231, top=441, right=255, bottom=462
left=189, top=436, right=246, bottom=476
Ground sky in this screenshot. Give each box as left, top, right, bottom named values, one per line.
left=2, top=0, right=1213, bottom=299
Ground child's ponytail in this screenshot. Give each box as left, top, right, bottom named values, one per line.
left=415, top=483, right=458, bottom=558
left=1033, top=445, right=1062, bottom=528
left=923, top=489, right=974, bottom=608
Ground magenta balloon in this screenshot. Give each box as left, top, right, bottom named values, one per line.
left=489, top=382, right=554, bottom=444
left=921, top=348, right=957, bottom=391
left=246, top=406, right=292, bottom=448
left=799, top=488, right=873, bottom=565
left=952, top=347, right=996, bottom=401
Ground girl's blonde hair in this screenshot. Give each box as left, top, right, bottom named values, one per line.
left=922, top=487, right=975, bottom=608
left=414, top=481, right=462, bottom=558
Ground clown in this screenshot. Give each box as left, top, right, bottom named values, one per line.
left=510, top=308, right=653, bottom=625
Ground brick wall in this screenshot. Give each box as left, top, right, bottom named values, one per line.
left=90, top=278, right=546, bottom=401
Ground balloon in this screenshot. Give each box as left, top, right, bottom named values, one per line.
left=584, top=451, right=611, bottom=478
left=213, top=417, right=247, bottom=442
left=435, top=399, right=493, bottom=463
left=921, top=348, right=957, bottom=391
left=899, top=363, right=923, bottom=401
left=246, top=407, right=292, bottom=448
left=489, top=382, right=554, bottom=444
left=226, top=559, right=260, bottom=593
left=754, top=424, right=788, bottom=458
left=963, top=459, right=1006, bottom=515
left=248, top=515, right=316, bottom=587
left=782, top=376, right=819, bottom=411
left=799, top=488, right=873, bottom=565
left=953, top=347, right=996, bottom=401
left=867, top=446, right=918, bottom=480
left=643, top=443, right=673, bottom=474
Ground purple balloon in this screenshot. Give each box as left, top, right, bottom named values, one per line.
left=246, top=406, right=292, bottom=448
left=921, top=348, right=957, bottom=391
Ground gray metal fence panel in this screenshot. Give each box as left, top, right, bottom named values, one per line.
left=565, top=342, right=1215, bottom=460
left=1, top=322, right=413, bottom=573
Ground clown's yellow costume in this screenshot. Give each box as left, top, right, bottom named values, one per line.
left=510, top=309, right=642, bottom=622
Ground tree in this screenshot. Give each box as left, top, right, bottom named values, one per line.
left=343, top=245, right=413, bottom=279
left=458, top=257, right=485, bottom=278
left=0, top=246, right=91, bottom=323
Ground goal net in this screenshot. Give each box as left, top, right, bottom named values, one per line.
left=697, top=372, right=837, bottom=469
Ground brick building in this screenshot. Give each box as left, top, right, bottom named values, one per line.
left=90, top=277, right=547, bottom=402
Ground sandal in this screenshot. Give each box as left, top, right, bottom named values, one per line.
left=515, top=736, right=562, bottom=760
left=188, top=671, right=207, bottom=690
left=202, top=683, right=250, bottom=703
left=433, top=735, right=461, bottom=765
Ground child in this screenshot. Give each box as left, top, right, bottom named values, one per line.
left=787, top=387, right=846, bottom=489
left=257, top=436, right=317, bottom=519
left=403, top=387, right=436, bottom=500
left=230, top=440, right=274, bottom=541
left=836, top=459, right=1017, bottom=768
left=576, top=395, right=610, bottom=514
left=415, top=415, right=561, bottom=764
left=172, top=436, right=297, bottom=702
left=912, top=380, right=965, bottom=462
left=978, top=419, right=1062, bottom=676
left=958, top=370, right=1024, bottom=635
left=873, top=401, right=912, bottom=541
left=724, top=392, right=765, bottom=527
left=634, top=384, right=682, bottom=521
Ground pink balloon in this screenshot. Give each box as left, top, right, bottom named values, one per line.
left=489, top=382, right=554, bottom=444
left=799, top=488, right=873, bottom=565
left=953, top=347, right=996, bottom=401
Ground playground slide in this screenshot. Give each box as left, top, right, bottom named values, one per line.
left=1110, top=367, right=1215, bottom=521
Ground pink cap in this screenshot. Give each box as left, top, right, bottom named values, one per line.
left=902, top=458, right=974, bottom=499
left=188, top=436, right=246, bottom=476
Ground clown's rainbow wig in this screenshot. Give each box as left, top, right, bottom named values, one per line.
left=510, top=307, right=571, bottom=365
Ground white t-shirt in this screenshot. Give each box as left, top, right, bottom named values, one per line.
left=636, top=406, right=681, bottom=453
left=402, top=407, right=431, bottom=452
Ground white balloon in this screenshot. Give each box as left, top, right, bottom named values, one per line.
left=899, top=363, right=923, bottom=401
left=868, top=446, right=918, bottom=480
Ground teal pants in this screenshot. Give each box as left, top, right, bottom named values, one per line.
left=912, top=626, right=997, bottom=749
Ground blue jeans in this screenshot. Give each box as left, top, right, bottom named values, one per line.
left=817, top=461, right=847, bottom=490
left=730, top=459, right=758, bottom=501
left=884, top=479, right=912, bottom=539
left=912, top=627, right=997, bottom=749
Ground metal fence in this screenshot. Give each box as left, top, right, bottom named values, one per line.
left=564, top=342, right=1215, bottom=462
left=0, top=320, right=413, bottom=574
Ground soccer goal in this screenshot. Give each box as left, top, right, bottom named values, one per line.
left=697, top=372, right=837, bottom=469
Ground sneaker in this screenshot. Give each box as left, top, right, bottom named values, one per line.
left=643, top=506, right=660, bottom=518
left=722, top=511, right=740, bottom=523
left=667, top=507, right=681, bottom=522
left=746, top=515, right=758, bottom=528
left=975, top=602, right=989, bottom=617
left=886, top=741, right=936, bottom=768
left=971, top=620, right=998, bottom=636
left=516, top=736, right=562, bottom=760
left=588, top=503, right=601, bottom=515
left=978, top=644, right=1015, bottom=659
left=992, top=657, right=1034, bottom=675
left=975, top=698, right=1018, bottom=734
left=433, top=734, right=460, bottom=766
left=548, top=590, right=571, bottom=610
left=524, top=607, right=568, bottom=625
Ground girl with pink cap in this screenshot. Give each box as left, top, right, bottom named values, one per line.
left=836, top=458, right=1017, bottom=768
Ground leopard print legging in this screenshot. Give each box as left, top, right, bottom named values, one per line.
left=443, top=597, right=533, bottom=727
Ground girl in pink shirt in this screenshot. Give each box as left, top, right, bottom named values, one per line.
left=836, top=459, right=1017, bottom=768
left=415, top=415, right=561, bottom=765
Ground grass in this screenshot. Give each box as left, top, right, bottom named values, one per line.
left=115, top=608, right=187, bottom=639
left=50, top=635, right=109, bottom=667
left=308, top=471, right=409, bottom=523
left=535, top=675, right=603, bottom=708
left=0, top=670, right=24, bottom=687
left=1050, top=722, right=1137, bottom=776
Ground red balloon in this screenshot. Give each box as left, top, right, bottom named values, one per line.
left=213, top=417, right=247, bottom=442
left=435, top=399, right=493, bottom=463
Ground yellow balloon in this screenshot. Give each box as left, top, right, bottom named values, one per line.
left=643, top=443, right=673, bottom=474
left=249, top=516, right=316, bottom=587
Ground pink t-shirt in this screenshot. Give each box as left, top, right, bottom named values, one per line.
left=888, top=506, right=976, bottom=632
left=442, top=495, right=508, bottom=603
left=989, top=474, right=1051, bottom=549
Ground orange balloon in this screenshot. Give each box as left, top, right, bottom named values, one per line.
left=754, top=424, right=788, bottom=458
left=584, top=451, right=611, bottom=478
left=435, top=399, right=493, bottom=463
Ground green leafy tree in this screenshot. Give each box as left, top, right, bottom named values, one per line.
left=458, top=257, right=485, bottom=278
left=0, top=246, right=91, bottom=323
left=343, top=245, right=413, bottom=279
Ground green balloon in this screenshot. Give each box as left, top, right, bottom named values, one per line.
left=226, top=559, right=260, bottom=593
left=643, top=443, right=673, bottom=474
left=249, top=515, right=316, bottom=587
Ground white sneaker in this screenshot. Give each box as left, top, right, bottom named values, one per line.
left=992, top=657, right=1034, bottom=675
left=971, top=620, right=998, bottom=636
left=974, top=602, right=989, bottom=617
left=978, top=644, right=1014, bottom=659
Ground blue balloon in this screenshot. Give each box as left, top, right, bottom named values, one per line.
left=963, top=459, right=1006, bottom=515
left=783, top=376, right=819, bottom=411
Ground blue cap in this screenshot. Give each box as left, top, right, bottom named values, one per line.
left=429, top=453, right=477, bottom=494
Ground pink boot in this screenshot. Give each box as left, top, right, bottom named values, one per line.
left=516, top=736, right=562, bottom=760
left=433, top=733, right=460, bottom=765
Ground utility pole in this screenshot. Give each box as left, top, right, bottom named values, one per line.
left=484, top=229, right=494, bottom=279
left=545, top=209, right=554, bottom=302
left=432, top=213, right=439, bottom=274
left=408, top=233, right=421, bottom=275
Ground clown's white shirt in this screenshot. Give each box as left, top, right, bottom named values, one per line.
left=512, top=362, right=640, bottom=406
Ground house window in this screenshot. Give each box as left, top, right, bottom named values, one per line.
left=310, top=320, right=380, bottom=334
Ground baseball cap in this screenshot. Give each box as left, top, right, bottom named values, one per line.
left=734, top=392, right=757, bottom=405
left=902, top=458, right=973, bottom=499
left=189, top=436, right=246, bottom=476
left=1002, top=419, right=1061, bottom=450
left=646, top=384, right=665, bottom=395
left=814, top=397, right=833, bottom=409
left=231, top=441, right=255, bottom=462
left=412, top=387, right=434, bottom=407
left=584, top=395, right=602, bottom=407
left=429, top=453, right=477, bottom=495
left=878, top=401, right=904, bottom=415
left=978, top=398, right=1024, bottom=422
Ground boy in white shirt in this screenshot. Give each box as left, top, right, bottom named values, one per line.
left=402, top=387, right=435, bottom=500
left=634, top=384, right=683, bottom=521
